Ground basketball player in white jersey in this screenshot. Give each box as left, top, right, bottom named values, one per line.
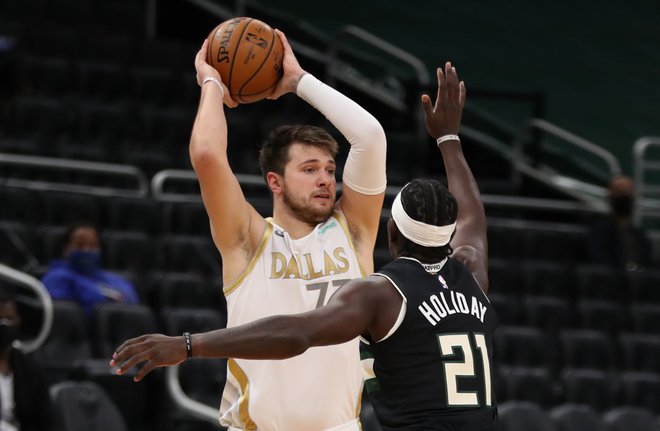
left=113, top=62, right=495, bottom=431
left=112, top=30, right=386, bottom=431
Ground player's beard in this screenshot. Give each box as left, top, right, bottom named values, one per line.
left=282, top=184, right=335, bottom=225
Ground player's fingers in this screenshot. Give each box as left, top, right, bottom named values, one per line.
left=274, top=29, right=291, bottom=53
left=421, top=94, right=434, bottom=118
left=134, top=360, right=157, bottom=382
left=459, top=81, right=467, bottom=108
left=114, top=350, right=147, bottom=375
left=437, top=67, right=446, bottom=106
left=446, top=63, right=458, bottom=102
left=195, top=39, right=208, bottom=66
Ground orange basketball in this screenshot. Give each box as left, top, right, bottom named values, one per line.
left=206, top=17, right=284, bottom=104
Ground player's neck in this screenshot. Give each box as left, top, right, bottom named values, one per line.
left=272, top=207, right=318, bottom=240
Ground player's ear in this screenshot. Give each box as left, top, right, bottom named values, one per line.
left=266, top=172, right=282, bottom=195
left=387, top=217, right=402, bottom=246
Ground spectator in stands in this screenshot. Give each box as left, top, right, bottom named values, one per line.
left=0, top=284, right=51, bottom=431
left=41, top=223, right=139, bottom=316
left=586, top=174, right=653, bottom=270
left=113, top=62, right=499, bottom=430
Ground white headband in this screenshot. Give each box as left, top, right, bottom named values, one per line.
left=391, top=190, right=456, bottom=247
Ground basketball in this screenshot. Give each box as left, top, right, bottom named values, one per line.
left=206, top=17, right=284, bottom=104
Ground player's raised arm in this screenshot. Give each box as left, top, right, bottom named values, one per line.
left=190, top=40, right=264, bottom=263
left=422, top=63, right=488, bottom=292
left=269, top=30, right=387, bottom=267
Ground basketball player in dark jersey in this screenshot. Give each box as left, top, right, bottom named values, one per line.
left=112, top=62, right=497, bottom=430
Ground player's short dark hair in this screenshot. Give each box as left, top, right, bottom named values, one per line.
left=259, top=125, right=339, bottom=182
left=398, top=178, right=458, bottom=260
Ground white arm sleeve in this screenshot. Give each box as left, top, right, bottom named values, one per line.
left=296, top=74, right=387, bottom=195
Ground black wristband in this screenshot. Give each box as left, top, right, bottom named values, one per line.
left=183, top=332, right=193, bottom=359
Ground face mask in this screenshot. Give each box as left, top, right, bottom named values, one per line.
left=0, top=320, right=18, bottom=351
left=69, top=250, right=102, bottom=274
left=610, top=196, right=634, bottom=217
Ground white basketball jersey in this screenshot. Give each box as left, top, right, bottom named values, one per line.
left=220, top=211, right=365, bottom=431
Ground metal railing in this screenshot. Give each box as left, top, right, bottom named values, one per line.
left=326, top=25, right=431, bottom=142
left=165, top=366, right=220, bottom=425
left=0, top=153, right=149, bottom=198
left=0, top=264, right=53, bottom=354
left=633, top=137, right=660, bottom=225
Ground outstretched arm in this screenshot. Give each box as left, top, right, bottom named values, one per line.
left=110, top=277, right=389, bottom=382
left=422, top=63, right=488, bottom=292
left=269, top=30, right=387, bottom=269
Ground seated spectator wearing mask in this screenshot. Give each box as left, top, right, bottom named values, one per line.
left=586, top=175, right=653, bottom=270
left=41, top=223, right=139, bottom=316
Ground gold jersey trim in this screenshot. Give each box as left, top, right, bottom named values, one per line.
left=224, top=223, right=274, bottom=296
left=333, top=210, right=367, bottom=277
left=227, top=359, right=256, bottom=430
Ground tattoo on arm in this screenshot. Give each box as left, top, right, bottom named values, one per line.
left=291, top=72, right=309, bottom=93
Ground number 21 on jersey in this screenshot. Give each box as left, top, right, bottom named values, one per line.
left=437, top=333, right=492, bottom=407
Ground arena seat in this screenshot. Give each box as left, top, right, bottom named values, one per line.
left=630, top=304, right=660, bottom=334
left=523, top=296, right=574, bottom=332
left=147, top=271, right=224, bottom=312
left=131, top=66, right=179, bottom=107
left=488, top=293, right=523, bottom=326
left=548, top=403, right=607, bottom=431
left=168, top=201, right=212, bottom=235
left=100, top=196, right=163, bottom=234
left=36, top=224, right=68, bottom=265
left=102, top=230, right=153, bottom=275
left=574, top=264, right=627, bottom=301
left=628, top=270, right=660, bottom=304
left=494, top=326, right=553, bottom=369
left=93, top=303, right=158, bottom=358
left=576, top=300, right=627, bottom=335
left=499, top=366, right=559, bottom=408
left=619, top=334, right=660, bottom=373
left=618, top=371, right=660, bottom=413
left=50, top=380, right=127, bottom=431
left=16, top=54, right=72, bottom=97
left=498, top=401, right=557, bottom=431
left=0, top=187, right=46, bottom=225
left=160, top=307, right=226, bottom=336
left=559, top=329, right=617, bottom=372
left=522, top=261, right=574, bottom=298
left=155, top=235, right=221, bottom=275
left=77, top=61, right=130, bottom=103
left=0, top=221, right=36, bottom=270
left=44, top=191, right=100, bottom=227
left=602, top=406, right=660, bottom=431
left=488, top=258, right=524, bottom=296
left=560, top=368, right=618, bottom=412
left=10, top=96, right=76, bottom=156
left=33, top=300, right=91, bottom=383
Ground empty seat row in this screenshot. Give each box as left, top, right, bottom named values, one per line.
left=490, top=293, right=660, bottom=334
left=15, top=56, right=201, bottom=106
left=34, top=301, right=226, bottom=377
left=496, top=366, right=660, bottom=412
left=489, top=258, right=660, bottom=303
left=498, top=402, right=660, bottom=431
left=494, top=325, right=660, bottom=374
left=0, top=187, right=273, bottom=233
